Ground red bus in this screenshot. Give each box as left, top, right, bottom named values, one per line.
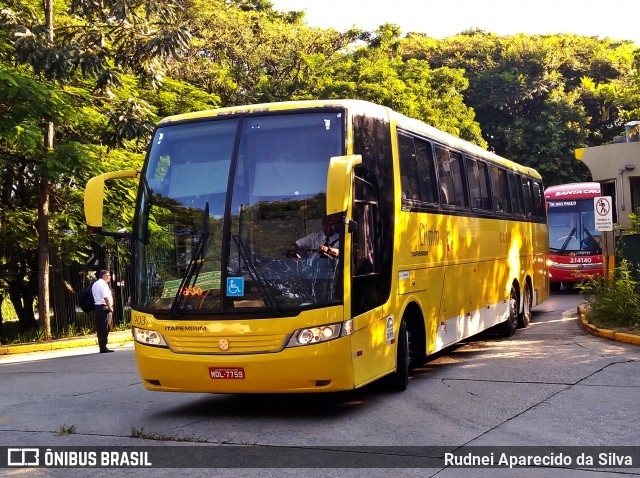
left=544, top=182, right=604, bottom=291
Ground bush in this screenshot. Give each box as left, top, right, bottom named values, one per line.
left=577, top=260, right=640, bottom=332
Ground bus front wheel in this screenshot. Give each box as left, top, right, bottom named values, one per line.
left=386, top=319, right=409, bottom=391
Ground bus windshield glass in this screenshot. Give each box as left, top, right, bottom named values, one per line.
left=547, top=199, right=601, bottom=254
left=134, top=111, right=345, bottom=315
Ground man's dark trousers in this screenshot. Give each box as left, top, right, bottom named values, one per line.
left=94, top=305, right=110, bottom=351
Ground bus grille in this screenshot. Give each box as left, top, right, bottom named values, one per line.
left=168, top=334, right=287, bottom=354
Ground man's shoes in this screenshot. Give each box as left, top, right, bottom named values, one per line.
left=100, top=348, right=114, bottom=353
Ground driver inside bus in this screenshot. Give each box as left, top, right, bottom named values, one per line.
left=289, top=217, right=340, bottom=258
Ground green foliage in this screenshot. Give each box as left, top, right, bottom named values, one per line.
left=172, top=0, right=358, bottom=105
left=312, top=24, right=487, bottom=146
left=2, top=0, right=640, bottom=342
left=129, top=425, right=207, bottom=442
left=57, top=424, right=76, bottom=435
left=578, top=260, right=640, bottom=332
left=3, top=325, right=45, bottom=344
left=401, top=32, right=640, bottom=186
left=139, top=77, right=221, bottom=118
left=628, top=208, right=640, bottom=233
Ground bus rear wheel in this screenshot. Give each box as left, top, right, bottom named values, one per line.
left=499, top=284, right=519, bottom=337
left=518, top=282, right=532, bottom=328
left=386, top=319, right=409, bottom=391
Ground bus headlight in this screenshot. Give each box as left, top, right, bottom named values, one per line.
left=133, top=326, right=169, bottom=348
left=287, top=320, right=353, bottom=348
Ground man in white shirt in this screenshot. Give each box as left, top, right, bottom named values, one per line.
left=290, top=217, right=340, bottom=258
left=91, top=269, right=114, bottom=353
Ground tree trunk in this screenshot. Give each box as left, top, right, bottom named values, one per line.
left=38, top=141, right=52, bottom=340
left=37, top=0, right=54, bottom=340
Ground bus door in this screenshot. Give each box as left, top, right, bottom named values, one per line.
left=349, top=169, right=393, bottom=386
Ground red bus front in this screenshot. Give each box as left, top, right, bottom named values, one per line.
left=545, top=183, right=604, bottom=291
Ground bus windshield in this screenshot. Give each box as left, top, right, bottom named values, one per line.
left=547, top=199, right=601, bottom=254
left=134, top=111, right=345, bottom=316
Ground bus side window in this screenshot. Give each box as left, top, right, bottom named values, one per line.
left=521, top=177, right=533, bottom=217
left=435, top=146, right=468, bottom=208
left=508, top=172, right=524, bottom=215
left=353, top=170, right=379, bottom=276
left=466, top=157, right=492, bottom=211
left=415, top=138, right=438, bottom=204
left=353, top=201, right=377, bottom=275
left=490, top=165, right=511, bottom=214
left=532, top=180, right=546, bottom=219
left=398, top=133, right=421, bottom=201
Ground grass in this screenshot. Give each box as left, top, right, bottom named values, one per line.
left=129, top=425, right=207, bottom=443
left=1, top=309, right=131, bottom=344
left=577, top=260, right=640, bottom=336
left=57, top=424, right=77, bottom=435
left=583, top=314, right=640, bottom=336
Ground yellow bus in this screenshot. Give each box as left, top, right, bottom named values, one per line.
left=84, top=99, right=549, bottom=393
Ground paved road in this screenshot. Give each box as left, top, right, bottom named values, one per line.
left=1, top=290, right=639, bottom=477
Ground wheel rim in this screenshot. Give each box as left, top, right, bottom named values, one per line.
left=523, top=285, right=531, bottom=325
left=509, top=286, right=519, bottom=328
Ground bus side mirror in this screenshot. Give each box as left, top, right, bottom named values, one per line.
left=326, top=155, right=362, bottom=215
left=84, top=170, right=140, bottom=235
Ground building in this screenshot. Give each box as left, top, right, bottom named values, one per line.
left=575, top=121, right=640, bottom=230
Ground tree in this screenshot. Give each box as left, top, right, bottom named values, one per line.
left=400, top=31, right=640, bottom=185
left=312, top=24, right=486, bottom=146
left=1, top=0, right=191, bottom=338
left=170, top=0, right=357, bottom=105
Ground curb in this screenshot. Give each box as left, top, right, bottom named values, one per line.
left=0, top=330, right=133, bottom=356
left=577, top=306, right=640, bottom=346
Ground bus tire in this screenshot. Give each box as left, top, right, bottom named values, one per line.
left=518, top=282, right=532, bottom=328
left=499, top=284, right=519, bottom=337
left=387, top=319, right=409, bottom=391
left=550, top=282, right=561, bottom=293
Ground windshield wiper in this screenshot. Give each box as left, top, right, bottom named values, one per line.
left=232, top=234, right=280, bottom=316
left=583, top=227, right=602, bottom=253
left=558, top=226, right=577, bottom=254
left=170, top=202, right=210, bottom=317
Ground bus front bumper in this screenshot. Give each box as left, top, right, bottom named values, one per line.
left=134, top=339, right=354, bottom=393
left=549, top=263, right=603, bottom=284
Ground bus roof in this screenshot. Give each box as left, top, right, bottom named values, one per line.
left=157, top=99, right=541, bottom=180
left=544, top=182, right=601, bottom=200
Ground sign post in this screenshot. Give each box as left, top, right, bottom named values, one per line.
left=594, top=196, right=614, bottom=281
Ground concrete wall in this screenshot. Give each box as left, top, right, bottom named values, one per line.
left=576, top=141, right=640, bottom=229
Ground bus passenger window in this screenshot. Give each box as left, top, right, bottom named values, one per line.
left=415, top=139, right=437, bottom=204
left=532, top=181, right=546, bottom=218
left=398, top=134, right=421, bottom=201
left=436, top=147, right=468, bottom=208
left=521, top=177, right=533, bottom=217
left=490, top=166, right=511, bottom=214
left=508, top=172, right=524, bottom=215
left=466, top=157, right=492, bottom=211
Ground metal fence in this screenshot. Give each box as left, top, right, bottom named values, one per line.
left=51, top=258, right=132, bottom=335
left=1, top=244, right=132, bottom=343
left=616, top=233, right=640, bottom=280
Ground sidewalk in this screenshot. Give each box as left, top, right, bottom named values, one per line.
left=577, top=305, right=640, bottom=345
left=0, top=330, right=133, bottom=356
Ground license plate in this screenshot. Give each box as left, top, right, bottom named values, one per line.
left=209, top=367, right=245, bottom=379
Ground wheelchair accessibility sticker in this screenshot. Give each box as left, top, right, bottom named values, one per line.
left=226, top=277, right=245, bottom=297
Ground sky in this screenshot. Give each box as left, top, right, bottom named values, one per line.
left=269, top=0, right=640, bottom=45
